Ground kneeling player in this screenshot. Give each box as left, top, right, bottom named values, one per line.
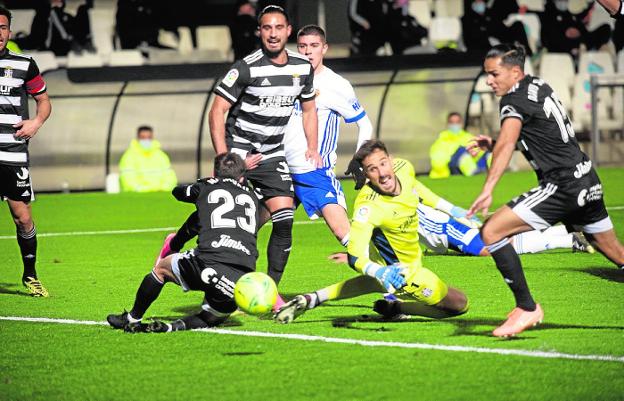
left=107, top=153, right=260, bottom=333
left=275, top=140, right=468, bottom=323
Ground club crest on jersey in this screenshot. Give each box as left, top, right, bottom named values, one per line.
left=4, top=67, right=13, bottom=79
left=292, top=74, right=300, bottom=87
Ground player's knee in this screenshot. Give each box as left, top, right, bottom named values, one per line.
left=270, top=208, right=294, bottom=238
left=480, top=223, right=498, bottom=245
left=438, top=288, right=469, bottom=316
left=15, top=216, right=33, bottom=233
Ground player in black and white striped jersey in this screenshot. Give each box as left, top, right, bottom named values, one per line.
left=209, top=5, right=321, bottom=295
left=0, top=7, right=51, bottom=297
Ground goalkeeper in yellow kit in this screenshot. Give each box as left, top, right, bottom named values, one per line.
left=275, top=140, right=469, bottom=323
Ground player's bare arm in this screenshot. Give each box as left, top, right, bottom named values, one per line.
left=209, top=95, right=232, bottom=155
left=468, top=118, right=521, bottom=218
left=596, top=0, right=622, bottom=15
left=14, top=92, right=51, bottom=139
left=301, top=98, right=322, bottom=167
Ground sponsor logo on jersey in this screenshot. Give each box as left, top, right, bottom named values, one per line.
left=200, top=267, right=236, bottom=297
left=21, top=190, right=30, bottom=197
left=260, top=77, right=271, bottom=86
left=258, top=95, right=297, bottom=108
left=0, top=84, right=11, bottom=95
left=222, top=69, right=239, bottom=88
left=574, top=160, right=592, bottom=179
left=349, top=98, right=362, bottom=111
left=577, top=184, right=603, bottom=207
left=211, top=234, right=251, bottom=255
left=325, top=191, right=335, bottom=198
left=292, top=74, right=300, bottom=87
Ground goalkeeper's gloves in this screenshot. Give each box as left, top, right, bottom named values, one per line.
left=345, top=157, right=366, bottom=190
left=450, top=205, right=482, bottom=227
left=364, top=263, right=406, bottom=293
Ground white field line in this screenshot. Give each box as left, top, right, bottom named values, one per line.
left=1, top=205, right=623, bottom=240
left=0, top=315, right=622, bottom=363
left=0, top=220, right=323, bottom=240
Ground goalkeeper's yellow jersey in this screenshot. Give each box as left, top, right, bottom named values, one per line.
left=347, top=158, right=442, bottom=272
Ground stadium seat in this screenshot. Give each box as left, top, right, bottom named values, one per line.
left=196, top=26, right=232, bottom=62
left=26, top=51, right=58, bottom=73
left=506, top=13, right=541, bottom=55
left=408, top=0, right=432, bottom=28
left=177, top=27, right=195, bottom=55
left=67, top=52, right=103, bottom=68
left=468, top=74, right=499, bottom=134
left=158, top=30, right=180, bottom=50
left=539, top=52, right=576, bottom=93
left=433, top=0, right=463, bottom=18
left=10, top=9, right=35, bottom=36
left=572, top=73, right=620, bottom=133
left=517, top=0, right=544, bottom=12
left=587, top=1, right=616, bottom=30
left=428, top=16, right=462, bottom=49
left=107, top=50, right=145, bottom=66
left=88, top=8, right=116, bottom=56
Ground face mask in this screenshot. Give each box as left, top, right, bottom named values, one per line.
left=472, top=2, right=486, bottom=14
left=139, top=139, right=152, bottom=150
left=448, top=124, right=462, bottom=133
left=555, top=0, right=568, bottom=11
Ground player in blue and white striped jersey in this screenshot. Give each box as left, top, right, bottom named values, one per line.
left=283, top=25, right=373, bottom=246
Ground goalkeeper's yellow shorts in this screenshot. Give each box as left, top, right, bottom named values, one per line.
left=395, top=264, right=448, bottom=306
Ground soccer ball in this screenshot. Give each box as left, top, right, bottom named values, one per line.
left=234, top=272, right=278, bottom=315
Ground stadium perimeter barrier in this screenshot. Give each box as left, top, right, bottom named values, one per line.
left=590, top=74, right=624, bottom=165
left=28, top=52, right=485, bottom=192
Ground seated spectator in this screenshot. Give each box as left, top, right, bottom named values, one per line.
left=13, top=0, right=94, bottom=55
left=348, top=0, right=390, bottom=56
left=462, top=0, right=533, bottom=56
left=229, top=0, right=259, bottom=60
left=541, top=0, right=611, bottom=57
left=429, top=112, right=490, bottom=179
left=119, top=125, right=178, bottom=193
left=116, top=0, right=159, bottom=50
left=387, top=0, right=427, bottom=54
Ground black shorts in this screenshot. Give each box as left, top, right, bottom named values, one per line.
left=0, top=164, right=34, bottom=202
left=246, top=157, right=294, bottom=199
left=171, top=249, right=250, bottom=316
left=507, top=169, right=612, bottom=234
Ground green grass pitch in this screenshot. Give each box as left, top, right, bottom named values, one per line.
left=1, top=168, right=623, bottom=401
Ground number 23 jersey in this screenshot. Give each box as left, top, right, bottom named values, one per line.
left=174, top=178, right=260, bottom=270
left=499, top=74, right=589, bottom=181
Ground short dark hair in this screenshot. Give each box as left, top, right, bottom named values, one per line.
left=447, top=112, right=462, bottom=121
left=136, top=125, right=153, bottom=136
left=354, top=139, right=389, bottom=166
left=214, top=153, right=246, bottom=180
left=257, top=4, right=289, bottom=24
left=297, top=24, right=326, bottom=42
left=0, top=6, right=11, bottom=27
left=485, top=44, right=526, bottom=70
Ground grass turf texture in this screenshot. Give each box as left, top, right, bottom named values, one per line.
left=1, top=168, right=623, bottom=401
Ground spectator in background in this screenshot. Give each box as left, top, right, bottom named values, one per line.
left=429, top=112, right=490, bottom=179
left=387, top=0, right=427, bottom=54
left=119, top=125, right=177, bottom=193
left=348, top=0, right=390, bottom=56
left=116, top=0, right=159, bottom=50
left=541, top=0, right=611, bottom=58
left=462, top=0, right=533, bottom=56
left=229, top=0, right=259, bottom=60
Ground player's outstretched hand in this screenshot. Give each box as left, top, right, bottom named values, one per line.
left=450, top=205, right=482, bottom=227
left=245, top=153, right=263, bottom=170
left=466, top=135, right=493, bottom=157
left=344, top=157, right=366, bottom=190
left=467, top=190, right=493, bottom=219
left=374, top=264, right=407, bottom=293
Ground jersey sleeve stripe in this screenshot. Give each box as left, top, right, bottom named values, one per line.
left=344, top=110, right=366, bottom=123
left=215, top=86, right=238, bottom=103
